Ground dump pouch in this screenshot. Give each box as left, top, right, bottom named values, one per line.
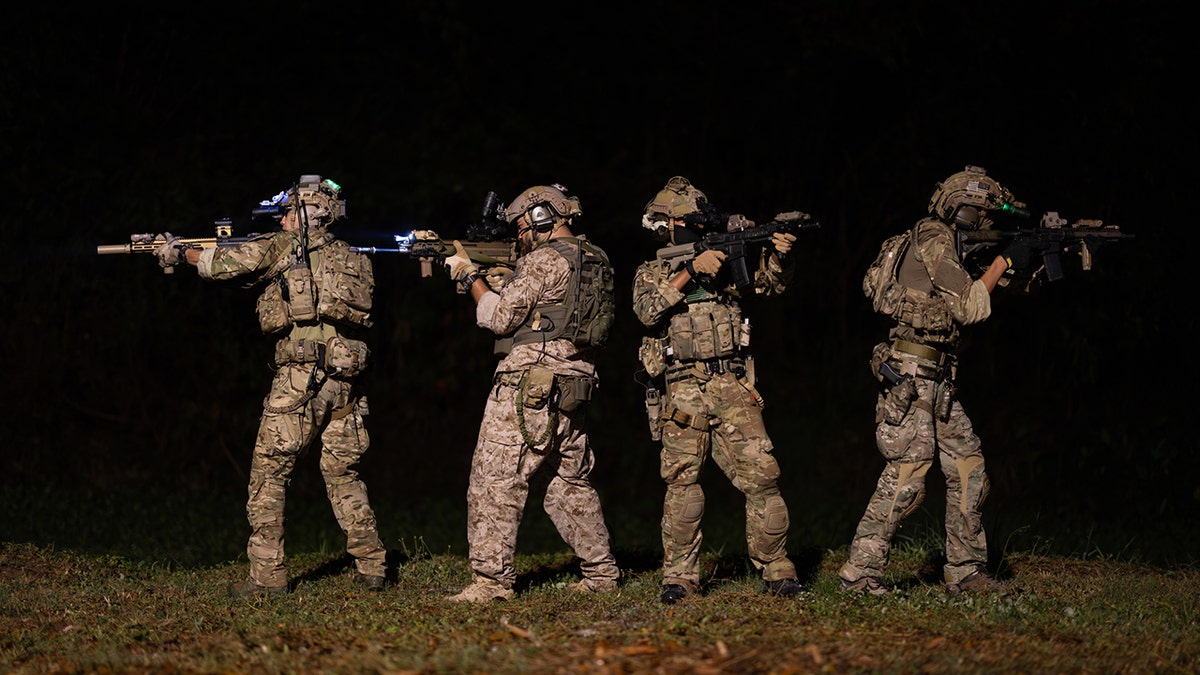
left=324, top=336, right=370, bottom=378
left=556, top=375, right=594, bottom=413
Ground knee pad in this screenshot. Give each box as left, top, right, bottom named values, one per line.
left=892, top=460, right=932, bottom=521
left=953, top=455, right=989, bottom=513
left=762, top=494, right=790, bottom=536
left=680, top=484, right=705, bottom=524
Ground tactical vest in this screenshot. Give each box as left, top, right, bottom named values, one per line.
left=862, top=220, right=953, bottom=333
left=496, top=236, right=614, bottom=354
left=256, top=238, right=374, bottom=334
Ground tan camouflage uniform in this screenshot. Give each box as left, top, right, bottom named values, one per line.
left=465, top=238, right=619, bottom=591
left=840, top=217, right=994, bottom=587
left=632, top=248, right=798, bottom=593
left=198, top=230, right=386, bottom=589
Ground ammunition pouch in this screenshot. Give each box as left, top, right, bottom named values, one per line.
left=899, top=290, right=953, bottom=333
left=667, top=301, right=743, bottom=361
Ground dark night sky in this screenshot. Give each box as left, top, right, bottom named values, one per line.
left=3, top=3, right=1196, bottom=560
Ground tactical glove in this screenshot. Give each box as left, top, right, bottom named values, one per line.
left=772, top=232, right=798, bottom=256
left=483, top=265, right=514, bottom=291
left=444, top=240, right=480, bottom=282
left=1001, top=240, right=1035, bottom=271
left=154, top=232, right=183, bottom=268
left=689, top=249, right=727, bottom=276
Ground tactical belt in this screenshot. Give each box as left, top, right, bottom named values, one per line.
left=890, top=339, right=950, bottom=380
left=892, top=339, right=947, bottom=364
left=494, top=369, right=593, bottom=391
left=665, top=356, right=746, bottom=384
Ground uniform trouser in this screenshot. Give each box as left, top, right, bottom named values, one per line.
left=464, top=377, right=619, bottom=589
left=840, top=374, right=990, bottom=586
left=658, top=370, right=796, bottom=592
left=246, top=363, right=387, bottom=588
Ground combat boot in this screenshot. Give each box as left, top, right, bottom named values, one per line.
left=228, top=579, right=288, bottom=599
left=946, top=569, right=1008, bottom=596
left=840, top=576, right=890, bottom=596
left=354, top=572, right=387, bottom=591
left=764, top=578, right=805, bottom=597
left=447, top=575, right=515, bottom=603
left=660, top=583, right=688, bottom=605
left=567, top=578, right=618, bottom=594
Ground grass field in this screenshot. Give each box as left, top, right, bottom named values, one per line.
left=2, top=482, right=1197, bottom=673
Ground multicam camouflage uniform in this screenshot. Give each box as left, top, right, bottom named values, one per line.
left=465, top=236, right=619, bottom=592
left=198, top=229, right=386, bottom=589
left=632, top=247, right=798, bottom=593
left=840, top=217, right=994, bottom=588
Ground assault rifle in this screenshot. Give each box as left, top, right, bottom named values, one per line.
left=957, top=211, right=1133, bottom=287
left=349, top=190, right=519, bottom=279
left=656, top=209, right=820, bottom=289
left=96, top=219, right=264, bottom=274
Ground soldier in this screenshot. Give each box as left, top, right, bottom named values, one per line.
left=442, top=183, right=620, bottom=602
left=155, top=175, right=387, bottom=598
left=632, top=176, right=804, bottom=604
left=841, top=165, right=1029, bottom=596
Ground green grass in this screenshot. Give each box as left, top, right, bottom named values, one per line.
left=2, top=481, right=1197, bottom=672
left=2, top=541, right=1197, bottom=673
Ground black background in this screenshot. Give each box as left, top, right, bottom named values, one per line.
left=3, top=3, right=1194, bottom=563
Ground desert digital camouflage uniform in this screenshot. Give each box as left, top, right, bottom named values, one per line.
left=840, top=216, right=994, bottom=587
left=197, top=228, right=386, bottom=589
left=632, top=247, right=798, bottom=593
left=465, top=237, right=619, bottom=592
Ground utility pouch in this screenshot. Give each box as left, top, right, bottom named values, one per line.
left=521, top=367, right=556, bottom=410
left=877, top=377, right=917, bottom=425
left=639, top=336, right=667, bottom=377
left=284, top=264, right=319, bottom=322
left=556, top=375, right=594, bottom=413
left=935, top=379, right=954, bottom=422
left=645, top=384, right=663, bottom=441
left=324, top=336, right=370, bottom=378
left=256, top=281, right=290, bottom=334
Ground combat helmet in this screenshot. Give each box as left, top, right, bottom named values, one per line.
left=260, top=175, right=346, bottom=229
left=927, top=165, right=1022, bottom=230
left=642, top=176, right=707, bottom=237
left=503, top=184, right=581, bottom=233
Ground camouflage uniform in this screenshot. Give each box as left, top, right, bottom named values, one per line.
left=840, top=217, right=994, bottom=587
left=632, top=247, right=798, bottom=593
left=464, top=237, right=619, bottom=592
left=198, top=229, right=386, bottom=589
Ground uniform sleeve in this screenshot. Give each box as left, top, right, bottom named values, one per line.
left=632, top=261, right=685, bottom=328
left=476, top=246, right=564, bottom=335
left=197, top=231, right=295, bottom=281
